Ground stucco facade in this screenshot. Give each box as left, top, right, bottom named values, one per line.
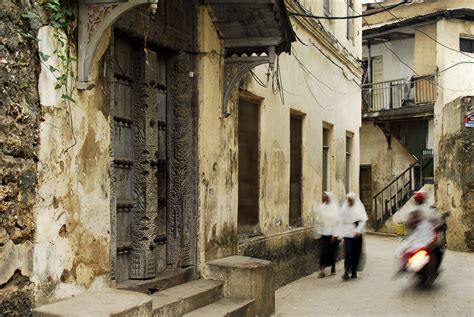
left=360, top=0, right=474, bottom=245
left=198, top=0, right=363, bottom=286
left=1, top=0, right=363, bottom=313
left=360, top=122, right=416, bottom=199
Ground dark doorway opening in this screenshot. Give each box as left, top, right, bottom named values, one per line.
left=290, top=114, right=303, bottom=227
left=360, top=165, right=373, bottom=226
left=238, top=98, right=260, bottom=234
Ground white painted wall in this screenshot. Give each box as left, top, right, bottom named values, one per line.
left=362, top=38, right=415, bottom=82
left=433, top=18, right=474, bottom=169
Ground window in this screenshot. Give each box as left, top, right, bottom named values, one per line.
left=323, top=0, right=332, bottom=16
left=460, top=37, right=474, bottom=53
left=347, top=0, right=354, bottom=41
left=345, top=134, right=353, bottom=193
left=322, top=127, right=330, bottom=192
left=290, top=114, right=303, bottom=227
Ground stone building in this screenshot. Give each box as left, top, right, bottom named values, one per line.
left=0, top=0, right=362, bottom=315
left=359, top=0, right=474, bottom=249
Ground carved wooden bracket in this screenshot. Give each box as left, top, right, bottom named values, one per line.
left=77, top=0, right=159, bottom=90
left=222, top=46, right=276, bottom=118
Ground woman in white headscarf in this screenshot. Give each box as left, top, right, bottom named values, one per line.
left=314, top=192, right=341, bottom=278
left=338, top=192, right=368, bottom=280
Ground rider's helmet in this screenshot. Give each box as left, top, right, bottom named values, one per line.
left=414, top=191, right=426, bottom=205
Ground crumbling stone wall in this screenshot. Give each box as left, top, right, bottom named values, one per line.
left=0, top=1, right=44, bottom=315
left=435, top=96, right=474, bottom=251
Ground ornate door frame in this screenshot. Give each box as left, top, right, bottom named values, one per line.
left=108, top=36, right=198, bottom=283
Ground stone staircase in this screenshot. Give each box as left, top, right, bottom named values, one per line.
left=150, top=279, right=254, bottom=316
left=33, top=256, right=271, bottom=317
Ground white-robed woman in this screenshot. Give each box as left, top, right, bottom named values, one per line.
left=338, top=192, right=368, bottom=280
left=314, top=192, right=341, bottom=278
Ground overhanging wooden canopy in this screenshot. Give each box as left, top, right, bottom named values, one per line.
left=204, top=0, right=295, bottom=117
left=204, top=0, right=295, bottom=56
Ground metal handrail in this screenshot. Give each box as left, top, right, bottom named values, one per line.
left=372, top=160, right=421, bottom=230
left=362, top=75, right=436, bottom=112
left=373, top=160, right=419, bottom=198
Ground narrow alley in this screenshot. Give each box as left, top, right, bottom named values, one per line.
left=275, top=235, right=474, bottom=316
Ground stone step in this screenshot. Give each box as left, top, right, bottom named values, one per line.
left=207, top=256, right=274, bottom=317
left=151, top=279, right=224, bottom=317
left=183, top=299, right=255, bottom=317
left=117, top=267, right=194, bottom=295
left=33, top=288, right=152, bottom=317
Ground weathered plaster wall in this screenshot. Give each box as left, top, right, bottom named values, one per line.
left=360, top=122, right=416, bottom=196
left=435, top=96, right=473, bottom=251
left=433, top=18, right=474, bottom=175
left=197, top=7, right=237, bottom=265
left=237, top=228, right=322, bottom=289
left=362, top=38, right=415, bottom=82
left=298, top=0, right=363, bottom=59
left=0, top=1, right=43, bottom=314
left=413, top=24, right=437, bottom=76
left=198, top=3, right=362, bottom=284
left=32, top=26, right=111, bottom=305
left=248, top=21, right=362, bottom=233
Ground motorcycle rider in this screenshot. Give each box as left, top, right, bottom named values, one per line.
left=397, top=192, right=445, bottom=274
left=413, top=191, right=440, bottom=225
left=396, top=210, right=436, bottom=259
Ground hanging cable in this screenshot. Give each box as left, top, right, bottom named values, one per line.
left=288, top=0, right=408, bottom=20
left=375, top=2, right=474, bottom=60
left=437, top=62, right=474, bottom=74
left=357, top=5, right=474, bottom=92
left=294, top=34, right=363, bottom=89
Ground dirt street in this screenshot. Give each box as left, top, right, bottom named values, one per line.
left=275, top=235, right=474, bottom=316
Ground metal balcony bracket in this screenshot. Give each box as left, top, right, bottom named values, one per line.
left=221, top=46, right=276, bottom=118
left=77, top=0, right=158, bottom=90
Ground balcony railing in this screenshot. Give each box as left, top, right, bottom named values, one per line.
left=362, top=75, right=436, bottom=112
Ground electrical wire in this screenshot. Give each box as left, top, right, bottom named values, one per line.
left=357, top=6, right=474, bottom=92
left=250, top=70, right=268, bottom=88
left=292, top=49, right=361, bottom=95
left=294, top=34, right=363, bottom=89
left=375, top=2, right=474, bottom=60
left=437, top=61, right=474, bottom=74
left=288, top=0, right=408, bottom=20
left=291, top=1, right=362, bottom=64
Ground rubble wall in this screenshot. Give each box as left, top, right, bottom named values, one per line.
left=435, top=96, right=474, bottom=251
left=0, top=1, right=43, bottom=315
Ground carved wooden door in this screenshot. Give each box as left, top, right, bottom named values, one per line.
left=112, top=37, right=168, bottom=282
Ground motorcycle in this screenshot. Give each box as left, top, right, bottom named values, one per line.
left=395, top=212, right=449, bottom=288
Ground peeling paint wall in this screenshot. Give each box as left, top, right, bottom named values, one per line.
left=247, top=18, right=362, bottom=233
left=413, top=24, right=437, bottom=76
left=0, top=1, right=43, bottom=315
left=197, top=7, right=238, bottom=265
left=237, top=228, right=321, bottom=289
left=435, top=96, right=473, bottom=251
left=363, top=38, right=415, bottom=82
left=198, top=2, right=362, bottom=282
left=360, top=122, right=416, bottom=196
left=32, top=26, right=111, bottom=305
